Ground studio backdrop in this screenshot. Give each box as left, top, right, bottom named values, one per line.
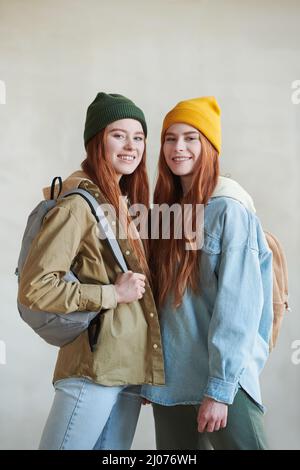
left=0, top=0, right=299, bottom=450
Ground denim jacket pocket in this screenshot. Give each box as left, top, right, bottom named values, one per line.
left=202, top=232, right=222, bottom=255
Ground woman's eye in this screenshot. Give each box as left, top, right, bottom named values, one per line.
left=113, top=133, right=125, bottom=139
left=134, top=136, right=144, bottom=141
left=165, top=137, right=175, bottom=142
left=186, top=137, right=197, bottom=141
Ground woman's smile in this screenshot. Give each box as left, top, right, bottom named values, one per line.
left=172, top=156, right=193, bottom=163
left=117, top=154, right=136, bottom=163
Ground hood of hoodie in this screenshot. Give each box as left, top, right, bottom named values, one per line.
left=42, top=170, right=93, bottom=200
left=211, top=176, right=256, bottom=213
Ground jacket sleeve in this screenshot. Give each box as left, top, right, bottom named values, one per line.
left=204, top=203, right=271, bottom=404
left=18, top=203, right=117, bottom=314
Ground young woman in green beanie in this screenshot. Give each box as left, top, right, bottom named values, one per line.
left=18, top=92, right=164, bottom=450
left=140, top=96, right=273, bottom=450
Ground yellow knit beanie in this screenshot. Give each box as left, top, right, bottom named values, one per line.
left=161, top=96, right=221, bottom=154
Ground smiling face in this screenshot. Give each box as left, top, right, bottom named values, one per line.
left=104, top=118, right=145, bottom=181
left=163, top=123, right=202, bottom=193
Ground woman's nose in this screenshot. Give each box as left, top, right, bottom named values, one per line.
left=124, top=138, right=134, bottom=149
left=175, top=138, right=185, bottom=152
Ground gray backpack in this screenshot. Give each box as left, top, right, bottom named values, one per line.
left=16, top=177, right=128, bottom=349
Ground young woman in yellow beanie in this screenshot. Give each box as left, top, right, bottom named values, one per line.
left=140, top=96, right=273, bottom=450
left=18, top=93, right=165, bottom=449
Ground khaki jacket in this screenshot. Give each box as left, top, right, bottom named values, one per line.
left=18, top=171, right=165, bottom=386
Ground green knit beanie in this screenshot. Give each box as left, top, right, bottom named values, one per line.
left=84, top=92, right=147, bottom=148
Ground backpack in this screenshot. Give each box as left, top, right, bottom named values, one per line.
left=16, top=177, right=128, bottom=349
left=264, top=231, right=290, bottom=351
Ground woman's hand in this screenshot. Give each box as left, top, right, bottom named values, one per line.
left=114, top=271, right=146, bottom=303
left=197, top=397, right=228, bottom=433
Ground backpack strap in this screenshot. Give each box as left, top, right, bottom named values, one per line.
left=50, top=176, right=63, bottom=200
left=62, top=188, right=128, bottom=274
left=62, top=188, right=130, bottom=353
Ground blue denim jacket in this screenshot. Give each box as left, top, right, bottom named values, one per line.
left=141, top=196, right=273, bottom=411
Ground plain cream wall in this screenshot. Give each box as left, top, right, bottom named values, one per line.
left=0, top=0, right=299, bottom=449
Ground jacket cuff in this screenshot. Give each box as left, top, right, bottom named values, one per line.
left=101, top=284, right=118, bottom=310
left=204, top=377, right=237, bottom=405
left=79, top=284, right=117, bottom=311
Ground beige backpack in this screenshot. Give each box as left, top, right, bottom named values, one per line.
left=264, top=231, right=290, bottom=351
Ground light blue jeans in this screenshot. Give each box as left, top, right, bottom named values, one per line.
left=39, top=377, right=142, bottom=450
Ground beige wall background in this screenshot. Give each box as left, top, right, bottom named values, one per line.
left=0, top=0, right=299, bottom=450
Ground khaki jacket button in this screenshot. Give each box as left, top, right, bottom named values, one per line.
left=153, top=344, right=158, bottom=349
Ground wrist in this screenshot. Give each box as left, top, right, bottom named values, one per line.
left=114, top=285, right=121, bottom=304
left=203, top=396, right=227, bottom=404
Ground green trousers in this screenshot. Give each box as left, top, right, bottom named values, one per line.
left=152, top=389, right=268, bottom=450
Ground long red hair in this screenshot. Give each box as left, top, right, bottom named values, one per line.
left=151, top=132, right=220, bottom=309
left=81, top=130, right=150, bottom=280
